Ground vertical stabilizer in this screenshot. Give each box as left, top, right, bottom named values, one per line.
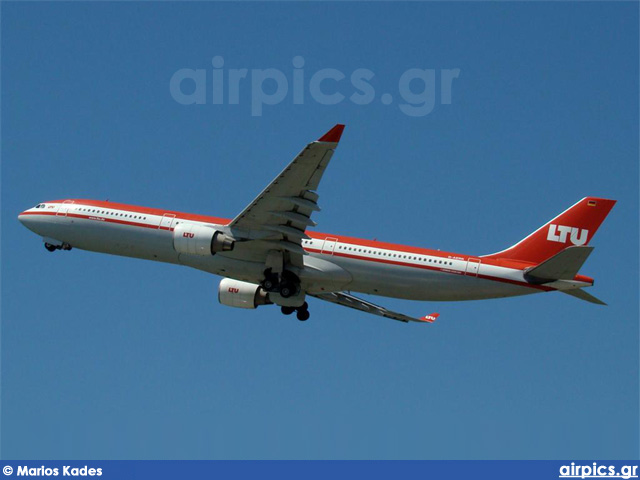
left=483, top=197, right=616, bottom=264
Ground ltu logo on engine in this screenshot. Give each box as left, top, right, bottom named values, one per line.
left=183, top=232, right=195, bottom=238
left=547, top=224, right=588, bottom=245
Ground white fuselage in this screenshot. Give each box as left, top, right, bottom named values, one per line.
left=19, top=200, right=580, bottom=302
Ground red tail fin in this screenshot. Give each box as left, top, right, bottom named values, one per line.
left=484, top=197, right=616, bottom=264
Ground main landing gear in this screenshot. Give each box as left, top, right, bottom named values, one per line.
left=44, top=242, right=72, bottom=252
left=262, top=269, right=309, bottom=321
left=261, top=268, right=300, bottom=299
left=281, top=302, right=310, bottom=322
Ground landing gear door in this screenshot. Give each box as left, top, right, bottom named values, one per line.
left=158, top=214, right=176, bottom=230
left=465, top=258, right=481, bottom=277
left=55, top=200, right=74, bottom=217
left=321, top=237, right=338, bottom=255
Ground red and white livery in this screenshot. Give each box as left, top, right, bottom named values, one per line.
left=18, top=125, right=616, bottom=323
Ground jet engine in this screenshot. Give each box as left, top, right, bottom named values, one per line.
left=173, top=223, right=234, bottom=256
left=218, top=279, right=272, bottom=309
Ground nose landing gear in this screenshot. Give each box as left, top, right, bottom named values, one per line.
left=44, top=242, right=72, bottom=252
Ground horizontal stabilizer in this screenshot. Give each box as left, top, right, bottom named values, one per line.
left=562, top=288, right=607, bottom=306
left=525, top=246, right=594, bottom=283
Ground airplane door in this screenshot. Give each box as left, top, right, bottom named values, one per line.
left=321, top=237, right=338, bottom=255
left=466, top=258, right=481, bottom=277
left=55, top=200, right=74, bottom=217
left=158, top=213, right=176, bottom=230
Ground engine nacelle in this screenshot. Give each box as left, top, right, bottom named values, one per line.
left=173, top=223, right=235, bottom=256
left=218, top=279, right=272, bottom=309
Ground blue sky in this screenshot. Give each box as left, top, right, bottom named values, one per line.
left=2, top=2, right=638, bottom=459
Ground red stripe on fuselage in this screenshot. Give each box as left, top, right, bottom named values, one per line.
left=41, top=199, right=512, bottom=266
left=20, top=210, right=162, bottom=230
left=46, top=199, right=230, bottom=225
left=304, top=247, right=554, bottom=292
left=28, top=199, right=592, bottom=289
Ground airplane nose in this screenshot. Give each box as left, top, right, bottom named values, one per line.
left=18, top=212, right=36, bottom=230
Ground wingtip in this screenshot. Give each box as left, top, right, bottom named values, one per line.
left=318, top=124, right=345, bottom=143
left=420, top=313, right=440, bottom=323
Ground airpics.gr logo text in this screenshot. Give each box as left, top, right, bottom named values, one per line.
left=547, top=224, right=588, bottom=246
left=169, top=55, right=461, bottom=117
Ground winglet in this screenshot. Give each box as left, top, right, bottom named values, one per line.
left=420, top=313, right=440, bottom=323
left=317, top=124, right=345, bottom=143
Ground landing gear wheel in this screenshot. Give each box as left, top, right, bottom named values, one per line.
left=281, top=306, right=295, bottom=316
left=44, top=243, right=57, bottom=252
left=279, top=283, right=294, bottom=298
left=295, top=302, right=309, bottom=321
left=261, top=268, right=279, bottom=292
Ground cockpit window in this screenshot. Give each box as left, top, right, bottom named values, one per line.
left=34, top=204, right=45, bottom=209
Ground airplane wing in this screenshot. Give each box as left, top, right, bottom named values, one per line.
left=311, top=291, right=439, bottom=324
left=228, top=124, right=345, bottom=269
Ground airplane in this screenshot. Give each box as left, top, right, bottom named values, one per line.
left=18, top=124, right=616, bottom=323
